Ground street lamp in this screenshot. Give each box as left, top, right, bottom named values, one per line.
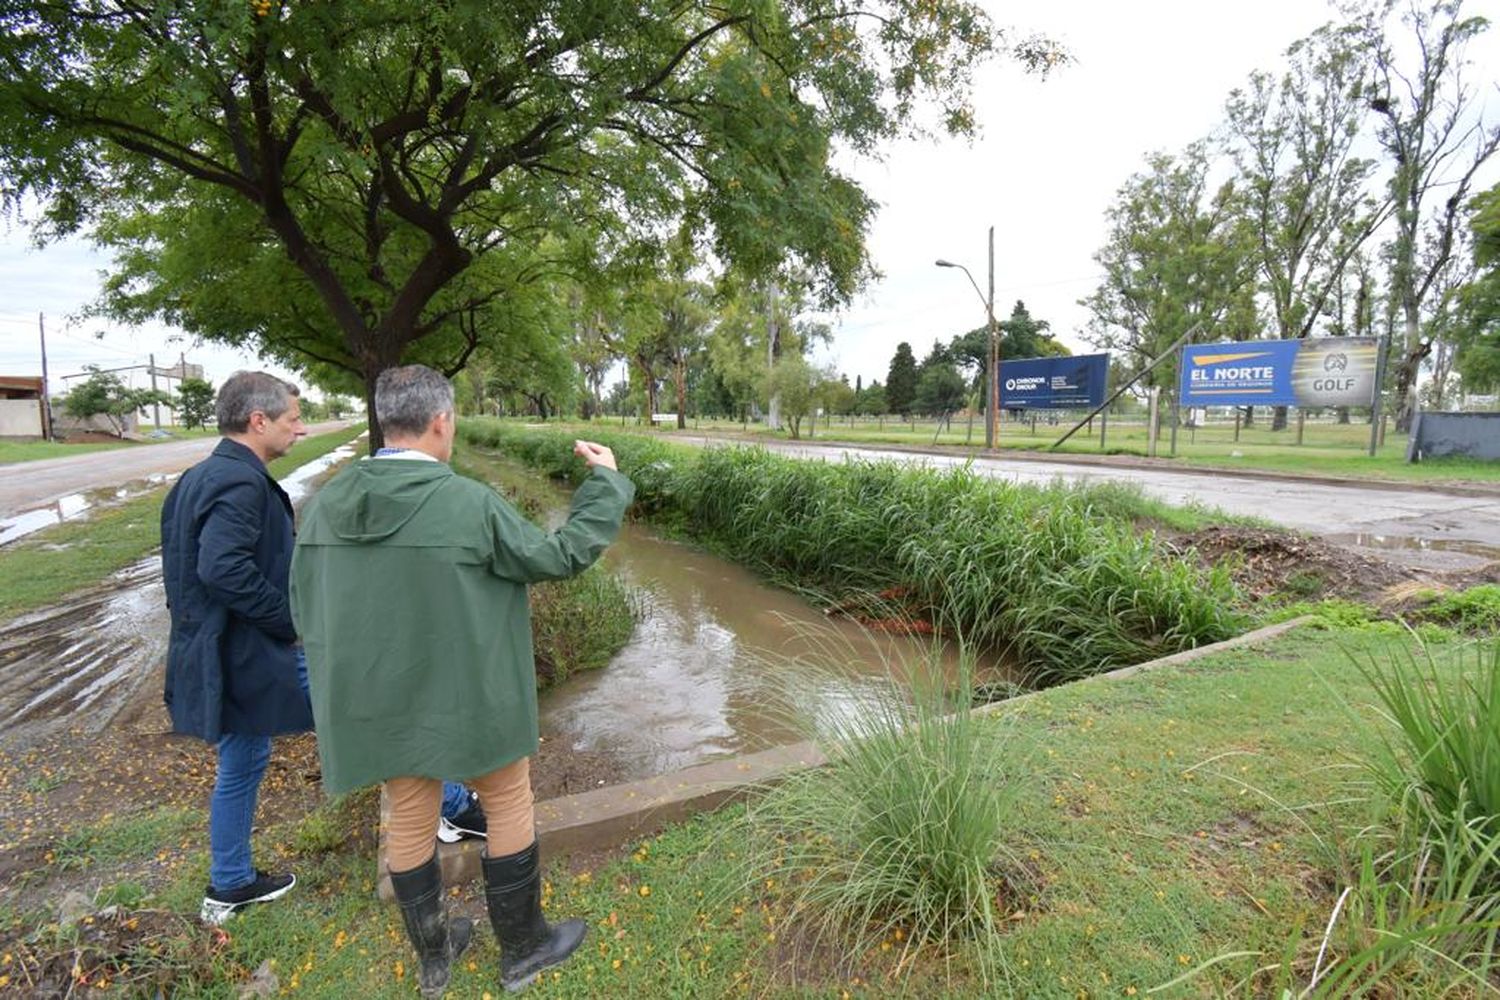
left=935, top=226, right=999, bottom=450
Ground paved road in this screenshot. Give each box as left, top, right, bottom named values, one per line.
left=0, top=421, right=354, bottom=515
left=672, top=436, right=1500, bottom=572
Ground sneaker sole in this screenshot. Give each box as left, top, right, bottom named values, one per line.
left=436, top=817, right=486, bottom=844
left=199, top=875, right=296, bottom=925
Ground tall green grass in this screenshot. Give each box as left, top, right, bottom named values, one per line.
left=460, top=419, right=1245, bottom=684
left=718, top=633, right=1028, bottom=989
left=1313, top=638, right=1500, bottom=992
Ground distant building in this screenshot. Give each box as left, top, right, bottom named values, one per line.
left=0, top=375, right=49, bottom=438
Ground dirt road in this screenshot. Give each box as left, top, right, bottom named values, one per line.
left=0, top=421, right=353, bottom=515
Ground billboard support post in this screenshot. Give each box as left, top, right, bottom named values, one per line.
left=1051, top=322, right=1202, bottom=451
left=1147, top=388, right=1160, bottom=457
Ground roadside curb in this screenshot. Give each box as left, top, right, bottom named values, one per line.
left=375, top=616, right=1314, bottom=900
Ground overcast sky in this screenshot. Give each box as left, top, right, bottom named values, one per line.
left=1, top=0, right=1496, bottom=396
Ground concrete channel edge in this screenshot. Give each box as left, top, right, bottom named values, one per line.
left=375, top=615, right=1315, bottom=899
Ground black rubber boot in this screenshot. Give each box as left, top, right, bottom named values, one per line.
left=389, top=854, right=473, bottom=998
left=482, top=841, right=586, bottom=993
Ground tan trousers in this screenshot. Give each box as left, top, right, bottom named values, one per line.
left=385, top=757, right=534, bottom=872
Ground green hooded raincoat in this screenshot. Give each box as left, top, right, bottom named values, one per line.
left=290, top=458, right=634, bottom=794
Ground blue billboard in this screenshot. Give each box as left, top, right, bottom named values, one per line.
left=999, top=353, right=1109, bottom=410
left=1179, top=338, right=1380, bottom=408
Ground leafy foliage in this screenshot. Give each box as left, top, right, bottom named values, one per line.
left=884, top=341, right=918, bottom=415
left=0, top=0, right=1064, bottom=440
left=61, top=368, right=171, bottom=437
left=174, top=377, right=215, bottom=430
left=1081, top=143, right=1260, bottom=391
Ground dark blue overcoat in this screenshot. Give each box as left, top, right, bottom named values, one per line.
left=161, top=438, right=314, bottom=742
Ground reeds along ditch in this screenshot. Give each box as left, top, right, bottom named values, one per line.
left=459, top=420, right=1246, bottom=686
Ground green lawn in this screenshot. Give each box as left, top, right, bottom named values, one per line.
left=0, top=424, right=366, bottom=624
left=621, top=414, right=1500, bottom=485
left=3, top=623, right=1479, bottom=997
left=0, top=427, right=225, bottom=465
left=0, top=439, right=131, bottom=464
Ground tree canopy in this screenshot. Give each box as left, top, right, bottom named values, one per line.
left=0, top=0, right=1064, bottom=445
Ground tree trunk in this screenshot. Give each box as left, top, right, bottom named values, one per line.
left=1242, top=406, right=1255, bottom=427
left=1393, top=301, right=1425, bottom=433
left=675, top=358, right=687, bottom=430
left=364, top=368, right=384, bottom=453
left=1336, top=406, right=1350, bottom=425
left=1270, top=405, right=1289, bottom=432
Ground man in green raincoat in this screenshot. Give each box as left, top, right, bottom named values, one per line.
left=291, top=364, right=633, bottom=997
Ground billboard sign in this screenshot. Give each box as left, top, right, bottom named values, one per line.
left=999, top=353, right=1109, bottom=410
left=1179, top=337, right=1380, bottom=408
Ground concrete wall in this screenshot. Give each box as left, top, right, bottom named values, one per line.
left=0, top=398, right=44, bottom=437
left=51, top=411, right=138, bottom=438
left=1407, top=411, right=1500, bottom=461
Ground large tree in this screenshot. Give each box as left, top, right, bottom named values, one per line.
left=1, top=0, right=1062, bottom=448
left=1356, top=0, right=1500, bottom=429
left=1081, top=143, right=1260, bottom=394
left=885, top=341, right=919, bottom=416
left=1223, top=21, right=1384, bottom=430
left=1456, top=181, right=1500, bottom=392
left=948, top=300, right=1068, bottom=403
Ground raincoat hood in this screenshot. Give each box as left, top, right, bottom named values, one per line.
left=310, top=459, right=453, bottom=543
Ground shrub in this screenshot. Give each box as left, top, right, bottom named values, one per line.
left=725, top=642, right=1029, bottom=986
left=1420, top=584, right=1500, bottom=634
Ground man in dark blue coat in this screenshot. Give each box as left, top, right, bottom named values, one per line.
left=162, top=371, right=312, bottom=924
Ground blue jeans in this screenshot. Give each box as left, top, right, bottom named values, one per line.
left=208, top=649, right=472, bottom=891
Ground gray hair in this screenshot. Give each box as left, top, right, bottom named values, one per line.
left=375, top=365, right=454, bottom=438
left=216, top=371, right=300, bottom=433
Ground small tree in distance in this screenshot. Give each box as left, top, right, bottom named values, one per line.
left=63, top=367, right=171, bottom=437
left=176, top=377, right=215, bottom=430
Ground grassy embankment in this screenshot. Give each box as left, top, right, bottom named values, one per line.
left=4, top=422, right=1494, bottom=995
left=6, top=622, right=1499, bottom=996
left=612, top=413, right=1500, bottom=485
left=459, top=418, right=1247, bottom=686
left=0, top=425, right=367, bottom=625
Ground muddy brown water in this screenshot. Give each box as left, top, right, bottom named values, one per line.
left=460, top=447, right=1011, bottom=783
left=2, top=441, right=1002, bottom=779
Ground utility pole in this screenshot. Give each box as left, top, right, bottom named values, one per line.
left=38, top=312, right=53, bottom=440
left=148, top=352, right=162, bottom=428
left=987, top=226, right=998, bottom=451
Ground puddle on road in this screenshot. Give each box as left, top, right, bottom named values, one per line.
left=0, top=475, right=174, bottom=547
left=0, top=557, right=166, bottom=747
left=461, top=445, right=1014, bottom=783
left=1324, top=533, right=1500, bottom=561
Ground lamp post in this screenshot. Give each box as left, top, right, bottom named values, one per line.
left=936, top=226, right=999, bottom=450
